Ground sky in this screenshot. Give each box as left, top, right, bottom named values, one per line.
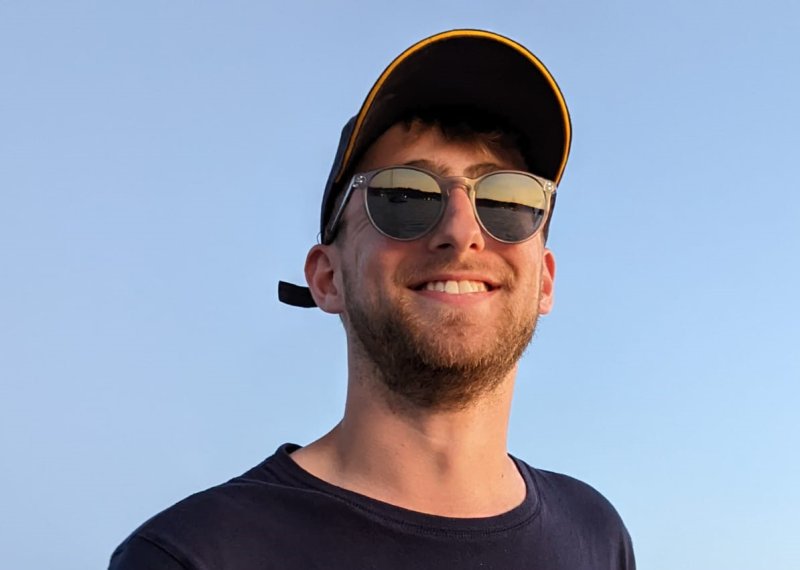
left=1, top=1, right=798, bottom=568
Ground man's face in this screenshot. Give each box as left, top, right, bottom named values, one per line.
left=330, top=123, right=555, bottom=410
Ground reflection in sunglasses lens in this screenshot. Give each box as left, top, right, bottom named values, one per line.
left=367, top=169, right=442, bottom=239
left=476, top=173, right=547, bottom=242
left=365, top=168, right=547, bottom=242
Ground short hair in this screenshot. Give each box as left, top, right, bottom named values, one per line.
left=395, top=105, right=531, bottom=172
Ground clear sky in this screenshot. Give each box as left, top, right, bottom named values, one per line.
left=1, top=1, right=798, bottom=568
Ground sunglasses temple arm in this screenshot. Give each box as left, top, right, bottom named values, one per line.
left=322, top=179, right=356, bottom=244
left=543, top=190, right=557, bottom=242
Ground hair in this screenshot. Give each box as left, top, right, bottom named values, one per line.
left=396, top=105, right=531, bottom=171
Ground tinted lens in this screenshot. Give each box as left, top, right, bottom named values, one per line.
left=366, top=168, right=443, bottom=239
left=474, top=173, right=548, bottom=242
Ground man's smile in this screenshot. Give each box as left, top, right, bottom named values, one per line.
left=421, top=280, right=490, bottom=294
left=409, top=271, right=500, bottom=294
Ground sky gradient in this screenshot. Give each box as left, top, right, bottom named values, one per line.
left=1, top=1, right=798, bottom=568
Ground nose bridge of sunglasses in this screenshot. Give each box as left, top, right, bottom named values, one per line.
left=438, top=180, right=482, bottom=226
left=440, top=177, right=474, bottom=199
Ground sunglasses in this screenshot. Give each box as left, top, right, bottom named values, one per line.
left=323, top=166, right=556, bottom=244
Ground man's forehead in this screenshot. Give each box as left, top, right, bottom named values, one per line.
left=355, top=122, right=525, bottom=175
left=401, top=159, right=512, bottom=178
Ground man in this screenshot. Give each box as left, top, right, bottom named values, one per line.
left=110, top=30, right=635, bottom=569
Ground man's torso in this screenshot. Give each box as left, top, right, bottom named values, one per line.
left=109, top=444, right=635, bottom=570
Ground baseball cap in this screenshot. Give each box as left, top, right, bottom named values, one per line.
left=279, top=29, right=572, bottom=308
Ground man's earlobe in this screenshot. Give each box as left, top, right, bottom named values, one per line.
left=305, top=245, right=345, bottom=314
left=538, top=248, right=556, bottom=315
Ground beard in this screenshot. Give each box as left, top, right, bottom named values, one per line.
left=343, top=264, right=539, bottom=411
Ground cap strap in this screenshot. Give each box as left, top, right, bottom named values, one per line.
left=278, top=281, right=317, bottom=308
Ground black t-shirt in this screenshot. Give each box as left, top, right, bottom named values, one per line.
left=109, top=444, right=635, bottom=569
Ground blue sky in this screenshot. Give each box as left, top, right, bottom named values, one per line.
left=1, top=1, right=798, bottom=568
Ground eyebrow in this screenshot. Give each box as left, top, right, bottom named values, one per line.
left=402, top=159, right=507, bottom=178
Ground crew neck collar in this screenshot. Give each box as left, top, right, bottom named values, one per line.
left=265, top=443, right=542, bottom=536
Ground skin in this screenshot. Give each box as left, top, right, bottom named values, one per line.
left=292, top=123, right=556, bottom=518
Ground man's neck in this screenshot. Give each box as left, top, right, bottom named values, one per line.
left=291, top=368, right=525, bottom=518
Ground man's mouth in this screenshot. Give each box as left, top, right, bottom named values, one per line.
left=417, top=280, right=492, bottom=294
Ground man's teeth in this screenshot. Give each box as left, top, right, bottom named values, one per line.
left=423, top=280, right=488, bottom=294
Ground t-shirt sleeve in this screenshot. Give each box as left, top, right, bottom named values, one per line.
left=109, top=535, right=190, bottom=570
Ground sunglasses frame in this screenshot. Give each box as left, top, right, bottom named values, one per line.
left=323, top=165, right=556, bottom=245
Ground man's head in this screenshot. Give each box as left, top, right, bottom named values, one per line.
left=278, top=29, right=570, bottom=409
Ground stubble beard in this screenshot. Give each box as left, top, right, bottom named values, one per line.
left=343, top=270, right=539, bottom=412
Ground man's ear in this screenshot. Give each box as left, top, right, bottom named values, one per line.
left=538, top=248, right=556, bottom=315
left=305, top=244, right=345, bottom=314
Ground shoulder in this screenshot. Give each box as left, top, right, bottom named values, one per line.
left=110, top=475, right=272, bottom=568
left=516, top=460, right=636, bottom=568
left=517, top=459, right=635, bottom=557
left=520, top=461, right=622, bottom=518
left=109, top=445, right=307, bottom=569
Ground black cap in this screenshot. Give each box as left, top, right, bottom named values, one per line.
left=279, top=29, right=572, bottom=308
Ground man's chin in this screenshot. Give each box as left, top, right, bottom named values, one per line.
left=403, top=329, right=506, bottom=369
left=357, top=315, right=535, bottom=410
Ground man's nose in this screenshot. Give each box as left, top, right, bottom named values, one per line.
left=426, top=185, right=486, bottom=254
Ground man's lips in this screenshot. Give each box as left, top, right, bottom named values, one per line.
left=409, top=275, right=499, bottom=295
